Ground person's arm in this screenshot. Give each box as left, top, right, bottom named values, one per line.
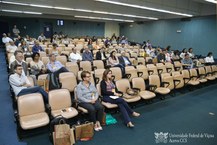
left=46, top=63, right=54, bottom=72
left=100, top=80, right=114, bottom=96
left=9, top=75, right=23, bottom=87
left=76, top=85, right=91, bottom=103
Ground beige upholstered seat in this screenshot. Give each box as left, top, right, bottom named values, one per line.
left=136, top=65, right=149, bottom=80
left=18, top=93, right=49, bottom=130
left=41, top=57, right=49, bottom=66
left=93, top=60, right=104, bottom=69
left=94, top=69, right=105, bottom=84
left=171, top=71, right=185, bottom=89
left=132, top=77, right=156, bottom=100
left=174, top=61, right=183, bottom=71
left=49, top=89, right=78, bottom=119
left=115, top=79, right=141, bottom=103
left=181, top=70, right=200, bottom=85
left=147, top=64, right=158, bottom=75
left=137, top=57, right=146, bottom=65
left=96, top=84, right=118, bottom=109
left=165, top=62, right=175, bottom=73
left=205, top=66, right=216, bottom=80
left=211, top=65, right=217, bottom=78
left=125, top=66, right=139, bottom=81
left=79, top=61, right=92, bottom=72
left=56, top=55, right=67, bottom=66
left=110, top=67, right=122, bottom=81
left=65, top=62, right=79, bottom=77
left=149, top=75, right=170, bottom=95
left=191, top=68, right=207, bottom=83
left=59, top=72, right=77, bottom=92
left=156, top=63, right=167, bottom=74
left=161, top=73, right=175, bottom=90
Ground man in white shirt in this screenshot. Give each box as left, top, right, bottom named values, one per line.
left=2, top=33, right=13, bottom=44
left=9, top=64, right=48, bottom=103
left=6, top=41, right=17, bottom=53
left=69, top=48, right=82, bottom=63
left=38, top=33, right=46, bottom=42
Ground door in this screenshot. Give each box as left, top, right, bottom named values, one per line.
left=43, top=23, right=53, bottom=38
left=0, top=21, right=9, bottom=45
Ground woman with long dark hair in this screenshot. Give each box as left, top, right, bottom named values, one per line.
left=108, top=51, right=125, bottom=76
left=100, top=69, right=140, bottom=127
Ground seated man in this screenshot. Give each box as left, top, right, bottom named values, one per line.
left=2, top=33, right=13, bottom=44
left=181, top=53, right=193, bottom=69
left=46, top=54, right=69, bottom=78
left=96, top=47, right=107, bottom=61
left=32, top=40, right=44, bottom=53
left=82, top=47, right=93, bottom=61
left=69, top=48, right=82, bottom=63
left=9, top=64, right=48, bottom=103
left=6, top=41, right=17, bottom=54
left=118, top=51, right=132, bottom=67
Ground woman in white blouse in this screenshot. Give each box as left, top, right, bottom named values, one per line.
left=205, top=52, right=215, bottom=64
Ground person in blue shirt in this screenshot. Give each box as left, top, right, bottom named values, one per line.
left=82, top=47, right=93, bottom=61
left=181, top=53, right=193, bottom=69
left=32, top=40, right=44, bottom=53
left=46, top=54, right=68, bottom=78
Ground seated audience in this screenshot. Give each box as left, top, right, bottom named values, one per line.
left=108, top=51, right=125, bottom=76
left=6, top=41, right=17, bottom=54
left=32, top=40, right=44, bottom=53
left=205, top=52, right=215, bottom=64
left=96, top=47, right=107, bottom=61
left=118, top=43, right=126, bottom=53
left=188, top=48, right=195, bottom=58
left=9, top=64, right=48, bottom=103
left=77, top=71, right=104, bottom=131
left=181, top=53, right=193, bottom=69
left=82, top=47, right=93, bottom=61
left=46, top=54, right=69, bottom=78
left=100, top=69, right=140, bottom=127
left=118, top=51, right=132, bottom=66
left=180, top=48, right=187, bottom=59
left=30, top=52, right=46, bottom=78
left=51, top=43, right=60, bottom=56
left=38, top=33, right=46, bottom=42
left=19, top=40, right=32, bottom=59
left=157, top=49, right=166, bottom=63
left=69, top=48, right=82, bottom=63
left=171, top=50, right=181, bottom=62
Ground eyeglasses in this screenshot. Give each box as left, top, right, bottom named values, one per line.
left=86, top=75, right=91, bottom=78
left=17, top=68, right=23, bottom=70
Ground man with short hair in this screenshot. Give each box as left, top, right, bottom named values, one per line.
left=82, top=47, right=93, bottom=61
left=38, top=33, right=46, bottom=42
left=181, top=53, right=193, bottom=69
left=12, top=25, right=20, bottom=37
left=2, top=33, right=13, bottom=44
left=6, top=41, right=17, bottom=53
left=69, top=48, right=82, bottom=63
left=9, top=64, right=48, bottom=103
left=32, top=40, right=44, bottom=53
left=118, top=51, right=132, bottom=67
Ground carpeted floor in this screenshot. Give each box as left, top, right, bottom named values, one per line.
left=0, top=48, right=216, bottom=145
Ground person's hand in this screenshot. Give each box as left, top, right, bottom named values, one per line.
left=90, top=99, right=96, bottom=104
left=114, top=92, right=121, bottom=96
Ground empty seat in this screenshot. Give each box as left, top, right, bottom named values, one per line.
left=137, top=57, right=146, bottom=65
left=148, top=75, right=170, bottom=95
left=125, top=66, right=141, bottom=81
left=48, top=89, right=78, bottom=119
left=165, top=62, right=175, bottom=73
left=41, top=57, right=49, bottom=66
left=190, top=68, right=207, bottom=83
left=136, top=65, right=149, bottom=80
left=211, top=65, right=217, bottom=78
left=174, top=61, right=183, bottom=71
left=59, top=72, right=77, bottom=92
left=171, top=71, right=185, bottom=89
left=156, top=63, right=167, bottom=74
left=17, top=93, right=49, bottom=130
left=132, top=77, right=156, bottom=100
left=182, top=70, right=200, bottom=86
left=161, top=73, right=175, bottom=90
left=147, top=64, right=158, bottom=75
left=79, top=61, right=92, bottom=72
left=110, top=67, right=122, bottom=81
left=115, top=79, right=141, bottom=103
left=93, top=60, right=104, bottom=70
left=205, top=66, right=216, bottom=80
left=65, top=62, right=79, bottom=77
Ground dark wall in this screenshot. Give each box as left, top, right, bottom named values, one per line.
left=1, top=16, right=105, bottom=38
left=120, top=15, right=217, bottom=56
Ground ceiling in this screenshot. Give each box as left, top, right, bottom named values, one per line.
left=0, top=0, right=216, bottom=22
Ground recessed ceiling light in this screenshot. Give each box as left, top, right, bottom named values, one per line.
left=95, top=0, right=193, bottom=17
left=75, top=16, right=134, bottom=22
left=205, top=0, right=217, bottom=4
left=2, top=9, right=42, bottom=15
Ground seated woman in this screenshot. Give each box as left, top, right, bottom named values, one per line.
left=30, top=52, right=46, bottom=78
left=100, top=69, right=140, bottom=128
left=50, top=43, right=60, bottom=56
left=108, top=51, right=125, bottom=76
left=77, top=71, right=104, bottom=131
left=205, top=52, right=215, bottom=65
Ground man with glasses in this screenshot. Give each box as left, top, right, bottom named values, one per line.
left=76, top=71, right=104, bottom=131
left=9, top=64, right=48, bottom=103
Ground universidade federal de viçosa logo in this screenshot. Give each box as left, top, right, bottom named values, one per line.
left=154, top=132, right=169, bottom=143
